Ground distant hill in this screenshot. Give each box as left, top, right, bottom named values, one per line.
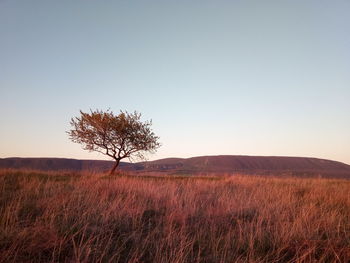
left=0, top=157, right=136, bottom=172
left=142, top=155, right=350, bottom=178
left=1, top=155, right=350, bottom=178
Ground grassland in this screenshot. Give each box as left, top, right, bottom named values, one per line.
left=0, top=170, right=349, bottom=262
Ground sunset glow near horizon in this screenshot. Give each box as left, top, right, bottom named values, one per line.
left=0, top=1, right=349, bottom=165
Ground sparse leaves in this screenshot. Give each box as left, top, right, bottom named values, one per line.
left=68, top=109, right=160, bottom=173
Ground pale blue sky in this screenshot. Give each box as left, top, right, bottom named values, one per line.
left=0, top=0, right=349, bottom=164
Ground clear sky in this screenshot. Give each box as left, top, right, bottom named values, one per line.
left=0, top=0, right=349, bottom=164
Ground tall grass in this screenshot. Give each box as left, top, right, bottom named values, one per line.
left=0, top=169, right=349, bottom=262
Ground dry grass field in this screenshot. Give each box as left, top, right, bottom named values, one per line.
left=0, top=169, right=349, bottom=262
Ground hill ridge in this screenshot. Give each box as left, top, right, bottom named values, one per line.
left=1, top=155, right=350, bottom=178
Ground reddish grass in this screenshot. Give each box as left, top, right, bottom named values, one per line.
left=0, top=169, right=350, bottom=262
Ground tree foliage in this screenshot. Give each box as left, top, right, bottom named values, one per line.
left=68, top=109, right=160, bottom=174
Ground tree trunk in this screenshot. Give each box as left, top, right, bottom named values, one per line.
left=110, top=159, right=120, bottom=175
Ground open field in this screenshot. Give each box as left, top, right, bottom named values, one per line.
left=1, top=170, right=350, bottom=262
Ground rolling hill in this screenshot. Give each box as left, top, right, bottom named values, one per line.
left=0, top=157, right=137, bottom=172
left=1, top=155, right=350, bottom=178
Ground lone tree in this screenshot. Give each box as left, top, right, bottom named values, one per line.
left=68, top=109, right=160, bottom=174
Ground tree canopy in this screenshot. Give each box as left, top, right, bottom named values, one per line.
left=68, top=109, right=160, bottom=174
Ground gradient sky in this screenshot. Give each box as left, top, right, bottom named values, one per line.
left=1, top=0, right=349, bottom=164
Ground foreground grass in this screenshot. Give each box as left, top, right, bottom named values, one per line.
left=0, top=170, right=349, bottom=262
